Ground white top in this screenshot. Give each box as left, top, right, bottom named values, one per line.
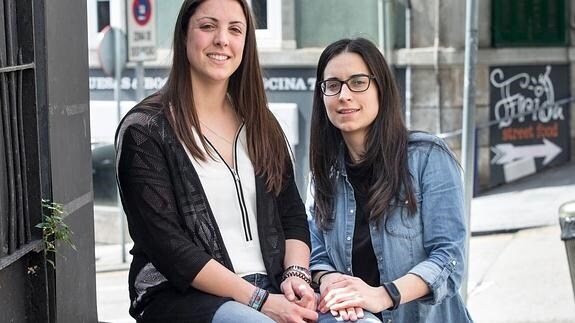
left=184, top=125, right=266, bottom=276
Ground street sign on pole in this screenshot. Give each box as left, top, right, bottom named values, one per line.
left=126, top=0, right=156, bottom=62
left=97, top=26, right=127, bottom=77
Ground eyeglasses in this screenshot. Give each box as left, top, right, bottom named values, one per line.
left=318, top=74, right=375, bottom=96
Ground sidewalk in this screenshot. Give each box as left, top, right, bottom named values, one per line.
left=467, top=225, right=575, bottom=322
left=95, top=162, right=575, bottom=323
left=95, top=244, right=133, bottom=323
left=466, top=161, right=575, bottom=322
left=470, top=161, right=575, bottom=233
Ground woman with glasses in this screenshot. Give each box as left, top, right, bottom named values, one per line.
left=115, top=0, right=318, bottom=322
left=307, top=37, right=473, bottom=322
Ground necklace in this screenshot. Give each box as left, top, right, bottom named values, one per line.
left=199, top=120, right=234, bottom=144
left=199, top=95, right=239, bottom=145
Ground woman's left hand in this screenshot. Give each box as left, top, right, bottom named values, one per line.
left=281, top=276, right=317, bottom=311
left=318, top=276, right=392, bottom=314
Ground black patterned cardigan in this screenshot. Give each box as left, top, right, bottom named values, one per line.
left=115, top=94, right=311, bottom=322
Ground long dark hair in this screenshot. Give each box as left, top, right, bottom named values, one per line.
left=161, top=0, right=289, bottom=195
left=309, top=38, right=417, bottom=229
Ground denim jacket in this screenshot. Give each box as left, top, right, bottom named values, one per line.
left=307, top=132, right=473, bottom=323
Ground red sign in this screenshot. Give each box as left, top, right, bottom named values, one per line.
left=132, top=0, right=152, bottom=26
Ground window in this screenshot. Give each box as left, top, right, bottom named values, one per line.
left=87, top=0, right=111, bottom=49
left=97, top=0, right=110, bottom=32
left=251, top=0, right=267, bottom=29
left=0, top=0, right=43, bottom=265
left=249, top=0, right=282, bottom=48
left=492, top=0, right=569, bottom=47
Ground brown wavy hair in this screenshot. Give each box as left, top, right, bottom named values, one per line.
left=161, top=0, right=289, bottom=195
left=309, top=38, right=417, bottom=229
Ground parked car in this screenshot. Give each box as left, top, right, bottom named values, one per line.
left=91, top=142, right=117, bottom=205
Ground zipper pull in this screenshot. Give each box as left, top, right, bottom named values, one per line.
left=232, top=169, right=240, bottom=181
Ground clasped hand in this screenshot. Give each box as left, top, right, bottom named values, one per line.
left=260, top=276, right=318, bottom=323
left=318, top=273, right=393, bottom=321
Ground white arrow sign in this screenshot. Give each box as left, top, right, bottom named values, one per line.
left=491, top=138, right=562, bottom=166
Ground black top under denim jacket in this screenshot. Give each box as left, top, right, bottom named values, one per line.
left=115, top=93, right=311, bottom=322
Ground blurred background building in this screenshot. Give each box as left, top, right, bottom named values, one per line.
left=88, top=0, right=574, bottom=195
left=87, top=0, right=574, bottom=238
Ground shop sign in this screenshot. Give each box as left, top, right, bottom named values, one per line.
left=489, top=64, right=571, bottom=186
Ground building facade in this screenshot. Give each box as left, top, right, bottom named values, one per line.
left=1, top=0, right=97, bottom=321
left=87, top=0, right=575, bottom=193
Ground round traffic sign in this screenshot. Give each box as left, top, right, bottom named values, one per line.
left=97, top=26, right=127, bottom=76
left=132, top=0, right=152, bottom=26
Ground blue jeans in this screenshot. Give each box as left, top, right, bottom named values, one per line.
left=212, top=301, right=274, bottom=323
left=212, top=274, right=275, bottom=323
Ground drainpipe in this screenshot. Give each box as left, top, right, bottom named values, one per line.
left=433, top=0, right=442, bottom=133
left=461, top=0, right=479, bottom=304
left=378, top=0, right=384, bottom=51
left=405, top=0, right=412, bottom=129
left=378, top=0, right=394, bottom=64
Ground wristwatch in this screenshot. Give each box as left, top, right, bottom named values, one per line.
left=382, top=281, right=401, bottom=311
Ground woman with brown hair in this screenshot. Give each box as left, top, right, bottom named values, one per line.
left=115, top=0, right=317, bottom=322
left=307, top=38, right=472, bottom=322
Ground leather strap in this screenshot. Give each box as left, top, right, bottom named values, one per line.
left=315, top=270, right=342, bottom=285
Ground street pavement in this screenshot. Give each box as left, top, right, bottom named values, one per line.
left=467, top=225, right=575, bottom=323
left=95, top=161, right=575, bottom=323
left=470, top=161, right=575, bottom=233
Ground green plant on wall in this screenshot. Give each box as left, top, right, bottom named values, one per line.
left=36, top=199, right=76, bottom=267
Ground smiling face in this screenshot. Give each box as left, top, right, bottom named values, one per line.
left=322, top=52, right=380, bottom=145
left=186, top=0, right=247, bottom=85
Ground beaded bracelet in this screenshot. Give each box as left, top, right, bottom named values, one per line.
left=282, top=265, right=312, bottom=284
left=248, top=287, right=270, bottom=311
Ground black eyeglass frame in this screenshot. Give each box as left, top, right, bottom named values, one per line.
left=317, top=74, right=376, bottom=96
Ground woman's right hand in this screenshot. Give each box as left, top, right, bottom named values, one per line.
left=261, top=293, right=318, bottom=323
left=319, top=273, right=364, bottom=321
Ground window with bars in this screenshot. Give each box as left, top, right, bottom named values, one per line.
left=0, top=0, right=43, bottom=269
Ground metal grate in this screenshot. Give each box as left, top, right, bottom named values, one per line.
left=0, top=0, right=39, bottom=261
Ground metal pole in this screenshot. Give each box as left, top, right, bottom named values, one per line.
left=113, top=28, right=127, bottom=264
left=110, top=0, right=128, bottom=264
left=433, top=0, right=442, bottom=134
left=378, top=0, right=394, bottom=64
left=135, top=61, right=145, bottom=101
left=461, top=0, right=479, bottom=303
left=384, top=0, right=394, bottom=65
left=377, top=0, right=384, bottom=51
left=405, top=0, right=412, bottom=129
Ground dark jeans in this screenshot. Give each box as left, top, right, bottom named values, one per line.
left=242, top=273, right=274, bottom=291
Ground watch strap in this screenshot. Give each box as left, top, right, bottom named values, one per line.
left=382, top=281, right=401, bottom=311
